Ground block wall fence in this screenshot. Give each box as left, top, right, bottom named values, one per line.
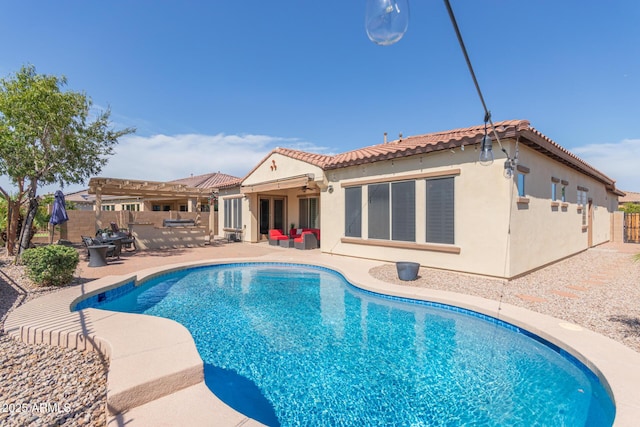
left=37, top=210, right=216, bottom=244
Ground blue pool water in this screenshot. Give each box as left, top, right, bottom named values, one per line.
left=80, top=263, right=615, bottom=426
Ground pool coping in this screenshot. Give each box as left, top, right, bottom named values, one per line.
left=5, top=253, right=640, bottom=426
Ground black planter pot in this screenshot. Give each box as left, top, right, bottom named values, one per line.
left=396, top=261, right=420, bottom=281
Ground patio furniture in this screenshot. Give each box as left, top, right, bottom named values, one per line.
left=87, top=245, right=111, bottom=267
left=279, top=238, right=294, bottom=248
left=109, top=222, right=137, bottom=251
left=97, top=236, right=123, bottom=260
left=294, top=231, right=318, bottom=250
left=289, top=228, right=321, bottom=245
left=269, top=229, right=289, bottom=246
left=82, top=235, right=118, bottom=261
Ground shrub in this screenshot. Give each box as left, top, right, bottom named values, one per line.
left=21, top=245, right=79, bottom=287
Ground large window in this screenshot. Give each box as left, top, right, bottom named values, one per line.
left=343, top=174, right=456, bottom=247
left=299, top=197, right=319, bottom=228
left=345, top=187, right=362, bottom=238
left=426, top=177, right=454, bottom=244
left=391, top=181, right=415, bottom=241
left=368, top=181, right=415, bottom=242
left=224, top=197, right=242, bottom=229
left=368, top=183, right=390, bottom=239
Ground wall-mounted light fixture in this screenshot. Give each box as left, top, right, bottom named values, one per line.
left=328, top=185, right=334, bottom=194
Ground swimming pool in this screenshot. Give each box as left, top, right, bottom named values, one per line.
left=79, top=263, right=615, bottom=426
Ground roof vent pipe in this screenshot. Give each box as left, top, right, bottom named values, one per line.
left=399, top=132, right=403, bottom=141
left=384, top=132, right=388, bottom=144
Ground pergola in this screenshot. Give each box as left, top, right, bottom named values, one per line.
left=88, top=177, right=215, bottom=229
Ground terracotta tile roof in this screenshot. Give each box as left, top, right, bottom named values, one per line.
left=242, top=120, right=621, bottom=194
left=327, top=121, right=523, bottom=169
left=273, top=147, right=334, bottom=169
left=321, top=119, right=619, bottom=191
left=169, top=172, right=241, bottom=189
left=620, top=191, right=640, bottom=203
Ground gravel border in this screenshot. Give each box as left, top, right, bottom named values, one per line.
left=370, top=246, right=640, bottom=353
left=0, top=257, right=107, bottom=427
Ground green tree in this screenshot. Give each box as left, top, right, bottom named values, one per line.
left=620, top=203, right=640, bottom=214
left=0, top=65, right=135, bottom=256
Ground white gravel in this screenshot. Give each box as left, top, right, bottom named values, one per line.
left=370, top=246, right=640, bottom=353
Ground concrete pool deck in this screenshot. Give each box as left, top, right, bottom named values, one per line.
left=5, top=242, right=640, bottom=426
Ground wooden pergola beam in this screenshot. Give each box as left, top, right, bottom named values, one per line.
left=88, top=177, right=213, bottom=198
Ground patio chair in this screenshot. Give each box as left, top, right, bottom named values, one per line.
left=81, top=235, right=118, bottom=260
left=110, top=222, right=137, bottom=251
left=269, top=229, right=289, bottom=246
left=294, top=231, right=318, bottom=250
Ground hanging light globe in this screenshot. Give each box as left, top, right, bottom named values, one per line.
left=479, top=134, right=494, bottom=166
left=365, top=0, right=410, bottom=46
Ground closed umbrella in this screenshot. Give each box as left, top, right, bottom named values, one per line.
left=49, top=190, right=69, bottom=243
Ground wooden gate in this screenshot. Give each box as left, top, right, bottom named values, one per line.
left=624, top=213, right=640, bottom=243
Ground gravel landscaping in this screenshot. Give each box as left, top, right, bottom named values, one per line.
left=369, top=245, right=640, bottom=353
left=1, top=257, right=107, bottom=427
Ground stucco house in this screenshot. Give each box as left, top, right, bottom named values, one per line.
left=218, top=119, right=624, bottom=279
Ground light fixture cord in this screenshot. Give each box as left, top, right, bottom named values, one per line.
left=443, top=0, right=508, bottom=156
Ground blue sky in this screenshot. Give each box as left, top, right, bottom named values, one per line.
left=1, top=0, right=639, bottom=194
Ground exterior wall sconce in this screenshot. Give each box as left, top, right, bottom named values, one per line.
left=328, top=185, right=334, bottom=194
left=270, top=159, right=277, bottom=171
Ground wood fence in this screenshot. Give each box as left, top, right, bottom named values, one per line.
left=624, top=213, right=640, bottom=243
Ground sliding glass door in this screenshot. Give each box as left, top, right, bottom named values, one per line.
left=259, top=197, right=286, bottom=239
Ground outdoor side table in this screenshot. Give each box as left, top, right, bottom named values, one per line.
left=279, top=239, right=294, bottom=248
left=88, top=245, right=110, bottom=267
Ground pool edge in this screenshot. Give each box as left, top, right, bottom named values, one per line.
left=5, top=254, right=640, bottom=426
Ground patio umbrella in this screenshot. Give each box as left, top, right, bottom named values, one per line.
left=49, top=190, right=69, bottom=244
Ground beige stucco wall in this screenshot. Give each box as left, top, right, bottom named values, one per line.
left=128, top=223, right=207, bottom=250
left=216, top=142, right=617, bottom=278
left=321, top=146, right=513, bottom=277
left=242, top=153, right=324, bottom=186
left=323, top=140, right=617, bottom=279
left=50, top=210, right=211, bottom=244
left=506, top=142, right=616, bottom=277
left=236, top=152, right=325, bottom=242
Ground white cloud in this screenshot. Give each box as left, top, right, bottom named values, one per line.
left=0, top=133, right=331, bottom=195
left=100, top=133, right=324, bottom=182
left=572, top=138, right=640, bottom=192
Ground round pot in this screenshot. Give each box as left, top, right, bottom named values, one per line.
left=396, top=261, right=420, bottom=281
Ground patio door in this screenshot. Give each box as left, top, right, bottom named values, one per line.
left=259, top=197, right=286, bottom=239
